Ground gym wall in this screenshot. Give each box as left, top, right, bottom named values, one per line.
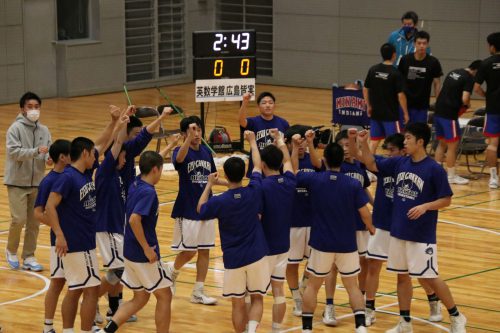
left=0, top=0, right=499, bottom=104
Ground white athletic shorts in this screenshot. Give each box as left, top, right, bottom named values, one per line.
left=356, top=230, right=370, bottom=256
left=288, top=227, right=311, bottom=263
left=223, top=257, right=270, bottom=298
left=50, top=246, right=65, bottom=279
left=306, top=248, right=360, bottom=277
left=267, top=253, right=288, bottom=281
left=366, top=229, right=391, bottom=261
left=96, top=232, right=124, bottom=269
left=62, top=249, right=101, bottom=290
left=387, top=237, right=439, bottom=278
left=171, top=218, right=216, bottom=251
left=121, top=259, right=173, bottom=293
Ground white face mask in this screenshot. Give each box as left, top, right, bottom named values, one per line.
left=26, top=109, right=40, bottom=122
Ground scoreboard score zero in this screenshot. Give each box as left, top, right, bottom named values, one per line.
left=193, top=30, right=256, bottom=102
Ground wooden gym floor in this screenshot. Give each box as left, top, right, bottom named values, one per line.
left=0, top=83, right=498, bottom=332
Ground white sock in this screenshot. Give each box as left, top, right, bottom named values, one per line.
left=447, top=167, right=456, bottom=177
left=62, top=329, right=74, bottom=333
left=193, top=281, right=204, bottom=293
left=291, top=288, right=301, bottom=300
left=248, top=320, right=259, bottom=333
left=43, top=319, right=54, bottom=333
left=272, top=322, right=281, bottom=329
left=490, top=167, right=498, bottom=179
left=81, top=331, right=91, bottom=333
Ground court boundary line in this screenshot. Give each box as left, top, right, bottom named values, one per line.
left=0, top=266, right=50, bottom=306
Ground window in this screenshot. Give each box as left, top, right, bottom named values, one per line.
left=216, top=0, right=273, bottom=77
left=57, top=0, right=90, bottom=40
left=125, top=0, right=186, bottom=82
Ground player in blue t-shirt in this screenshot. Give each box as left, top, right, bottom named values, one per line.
left=239, top=91, right=290, bottom=177
left=197, top=131, right=270, bottom=333
left=293, top=141, right=375, bottom=333
left=33, top=139, right=71, bottom=333
left=308, top=129, right=373, bottom=326
left=282, top=125, right=317, bottom=317
left=45, top=137, right=100, bottom=333
left=348, top=132, right=442, bottom=327
left=355, top=123, right=467, bottom=333
left=260, top=128, right=296, bottom=331
left=99, top=151, right=173, bottom=333
left=167, top=116, right=218, bottom=305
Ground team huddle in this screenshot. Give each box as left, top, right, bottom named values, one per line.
left=4, top=10, right=499, bottom=333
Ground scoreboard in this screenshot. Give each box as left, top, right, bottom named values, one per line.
left=193, top=30, right=256, bottom=102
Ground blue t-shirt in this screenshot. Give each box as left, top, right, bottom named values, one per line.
left=376, top=156, right=453, bottom=244
left=261, top=171, right=297, bottom=255
left=51, top=166, right=96, bottom=253
left=95, top=151, right=126, bottom=234
left=199, top=172, right=268, bottom=269
left=245, top=115, right=289, bottom=177
left=171, top=145, right=216, bottom=220
left=372, top=155, right=395, bottom=231
left=291, top=154, right=317, bottom=228
left=340, top=160, right=370, bottom=231
left=35, top=170, right=63, bottom=246
left=123, top=178, right=160, bottom=263
left=121, top=128, right=153, bottom=192
left=297, top=170, right=369, bottom=253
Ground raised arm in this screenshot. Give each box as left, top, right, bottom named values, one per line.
left=245, top=130, right=261, bottom=173
left=146, top=107, right=172, bottom=134
left=175, top=124, right=195, bottom=164
left=354, top=129, right=378, bottom=173
left=197, top=172, right=217, bottom=213
left=290, top=134, right=301, bottom=173
left=110, top=115, right=130, bottom=159
left=45, top=192, right=67, bottom=256
left=270, top=128, right=292, bottom=173
left=159, top=134, right=181, bottom=159
left=94, top=105, right=123, bottom=156
left=238, top=92, right=251, bottom=128
left=129, top=213, right=158, bottom=263
left=305, top=130, right=322, bottom=169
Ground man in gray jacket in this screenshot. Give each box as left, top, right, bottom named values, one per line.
left=4, top=91, right=51, bottom=271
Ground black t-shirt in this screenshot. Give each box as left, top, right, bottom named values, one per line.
left=435, top=68, right=474, bottom=120
left=364, top=63, right=404, bottom=121
left=398, top=54, right=443, bottom=109
left=475, top=54, right=500, bottom=115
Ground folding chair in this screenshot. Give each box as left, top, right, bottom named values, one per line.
left=456, top=116, right=488, bottom=175
left=135, top=105, right=181, bottom=152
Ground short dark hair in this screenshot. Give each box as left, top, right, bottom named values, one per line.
left=284, top=124, right=312, bottom=143
left=260, top=145, right=283, bottom=171
left=487, top=32, right=500, bottom=51
left=19, top=92, right=41, bottom=109
left=401, top=11, right=418, bottom=24
left=180, top=116, right=202, bottom=132
left=223, top=157, right=246, bottom=183
left=382, top=133, right=405, bottom=150
left=70, top=137, right=95, bottom=162
left=49, top=139, right=71, bottom=163
left=405, top=122, right=431, bottom=148
left=323, top=142, right=344, bottom=168
left=380, top=43, right=396, bottom=61
left=127, top=116, right=143, bottom=134
left=139, top=151, right=164, bottom=175
left=468, top=60, right=483, bottom=71
left=415, top=30, right=430, bottom=42
left=334, top=129, right=348, bottom=143
left=257, top=91, right=275, bottom=104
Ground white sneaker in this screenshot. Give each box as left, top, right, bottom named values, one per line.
left=292, top=299, right=303, bottom=317
left=302, top=330, right=312, bottom=333
left=489, top=177, right=499, bottom=189
left=190, top=291, right=218, bottom=305
left=356, top=326, right=368, bottom=333
left=428, top=300, right=443, bottom=322
left=95, top=304, right=104, bottom=324
left=5, top=249, right=19, bottom=269
left=385, top=318, right=413, bottom=333
left=165, top=262, right=179, bottom=295
left=322, top=304, right=337, bottom=326
left=448, top=175, right=469, bottom=185
left=450, top=313, right=467, bottom=333
left=366, top=307, right=376, bottom=326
